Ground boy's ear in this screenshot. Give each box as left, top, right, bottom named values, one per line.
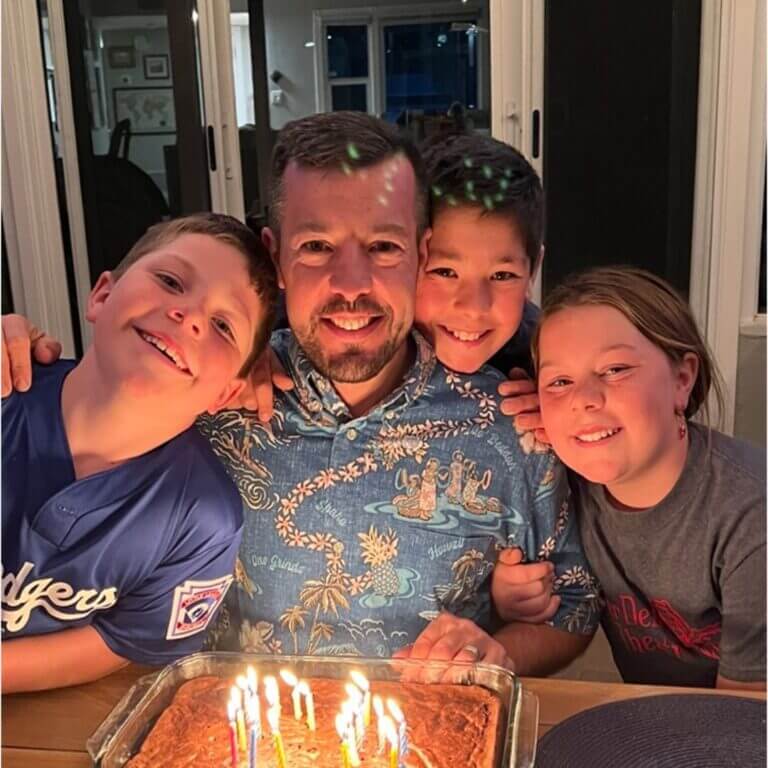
left=206, top=377, right=247, bottom=415
left=262, top=227, right=285, bottom=289
left=85, top=272, right=116, bottom=323
left=674, top=352, right=699, bottom=412
left=417, top=227, right=432, bottom=272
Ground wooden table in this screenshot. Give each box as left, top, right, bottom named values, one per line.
left=2, top=666, right=764, bottom=767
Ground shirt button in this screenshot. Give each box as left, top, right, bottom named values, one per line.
left=346, top=428, right=358, bottom=441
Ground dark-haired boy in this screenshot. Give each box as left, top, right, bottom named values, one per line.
left=2, top=213, right=277, bottom=692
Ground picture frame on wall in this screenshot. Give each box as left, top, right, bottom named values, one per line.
left=113, top=87, right=176, bottom=135
left=107, top=46, right=135, bottom=69
left=143, top=54, right=170, bottom=80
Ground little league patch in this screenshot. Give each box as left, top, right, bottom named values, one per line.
left=166, top=575, right=233, bottom=640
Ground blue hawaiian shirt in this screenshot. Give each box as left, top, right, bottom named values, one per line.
left=201, top=330, right=599, bottom=657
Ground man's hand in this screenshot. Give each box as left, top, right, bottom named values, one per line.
left=233, top=346, right=294, bottom=421
left=497, top=367, right=549, bottom=446
left=393, top=612, right=512, bottom=669
left=2, top=314, right=61, bottom=397
left=492, top=548, right=560, bottom=624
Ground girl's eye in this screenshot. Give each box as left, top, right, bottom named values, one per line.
left=428, top=267, right=457, bottom=278
left=213, top=317, right=234, bottom=340
left=157, top=273, right=182, bottom=291
left=602, top=365, right=632, bottom=378
left=491, top=271, right=521, bottom=282
left=546, top=378, right=572, bottom=389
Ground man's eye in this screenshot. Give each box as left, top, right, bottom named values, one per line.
left=370, top=241, right=401, bottom=254
left=428, top=267, right=457, bottom=278
left=157, top=273, right=183, bottom=291
left=301, top=241, right=331, bottom=254
left=213, top=317, right=234, bottom=340
left=492, top=271, right=521, bottom=282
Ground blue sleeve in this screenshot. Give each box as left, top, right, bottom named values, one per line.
left=92, top=488, right=243, bottom=665
left=524, top=455, right=601, bottom=634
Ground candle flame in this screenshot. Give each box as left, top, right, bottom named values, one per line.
left=247, top=666, right=258, bottom=692
left=350, top=670, right=370, bottom=691
left=264, top=676, right=279, bottom=706
left=345, top=682, right=363, bottom=705
left=236, top=674, right=249, bottom=692
left=267, top=705, right=280, bottom=734
left=230, top=686, right=242, bottom=708
left=387, top=699, right=404, bottom=723
left=227, top=699, right=237, bottom=722
left=335, top=712, right=349, bottom=740
left=296, top=680, right=310, bottom=696
left=382, top=715, right=399, bottom=747
left=373, top=695, right=384, bottom=717
left=280, top=669, right=299, bottom=688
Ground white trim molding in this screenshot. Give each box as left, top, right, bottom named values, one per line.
left=2, top=1, right=75, bottom=356
left=693, top=0, right=766, bottom=433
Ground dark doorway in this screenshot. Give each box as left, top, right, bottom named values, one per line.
left=542, top=0, right=702, bottom=297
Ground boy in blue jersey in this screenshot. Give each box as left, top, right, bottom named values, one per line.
left=2, top=213, right=277, bottom=692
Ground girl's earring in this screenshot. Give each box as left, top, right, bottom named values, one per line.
left=676, top=410, right=688, bottom=440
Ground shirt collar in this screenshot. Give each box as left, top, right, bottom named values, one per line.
left=284, top=329, right=436, bottom=424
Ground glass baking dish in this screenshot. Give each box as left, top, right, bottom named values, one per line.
left=87, top=652, right=539, bottom=767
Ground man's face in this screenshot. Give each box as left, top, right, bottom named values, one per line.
left=88, top=233, right=264, bottom=416
left=265, top=157, right=428, bottom=382
left=416, top=206, right=533, bottom=373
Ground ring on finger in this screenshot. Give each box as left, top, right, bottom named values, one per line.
left=462, top=644, right=481, bottom=661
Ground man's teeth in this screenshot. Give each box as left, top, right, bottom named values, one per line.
left=139, top=331, right=188, bottom=371
left=329, top=317, right=374, bottom=331
left=577, top=428, right=620, bottom=443
left=448, top=329, right=483, bottom=342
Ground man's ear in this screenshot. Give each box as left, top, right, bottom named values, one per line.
left=85, top=272, right=116, bottom=323
left=674, top=352, right=699, bottom=413
left=262, top=227, right=285, bottom=289
left=206, top=378, right=247, bottom=415
left=417, top=227, right=432, bottom=272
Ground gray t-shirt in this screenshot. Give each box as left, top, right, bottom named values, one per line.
left=575, top=424, right=766, bottom=687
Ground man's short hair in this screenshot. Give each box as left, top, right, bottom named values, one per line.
left=421, top=132, right=545, bottom=266
left=268, top=111, right=429, bottom=238
left=112, top=213, right=278, bottom=376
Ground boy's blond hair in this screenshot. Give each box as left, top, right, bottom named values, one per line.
left=113, top=213, right=277, bottom=376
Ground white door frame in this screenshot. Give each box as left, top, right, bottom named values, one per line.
left=689, top=0, right=766, bottom=433
left=490, top=0, right=544, bottom=302
left=2, top=1, right=75, bottom=356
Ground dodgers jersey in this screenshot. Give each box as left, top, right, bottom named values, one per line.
left=1, top=361, right=243, bottom=664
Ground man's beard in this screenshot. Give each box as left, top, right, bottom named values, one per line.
left=295, top=298, right=408, bottom=383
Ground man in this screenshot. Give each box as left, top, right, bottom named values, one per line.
left=4, top=113, right=597, bottom=674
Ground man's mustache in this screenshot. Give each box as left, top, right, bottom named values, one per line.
left=315, top=298, right=390, bottom=318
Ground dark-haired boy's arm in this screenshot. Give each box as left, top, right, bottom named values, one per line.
left=2, top=625, right=129, bottom=692
left=492, top=622, right=592, bottom=676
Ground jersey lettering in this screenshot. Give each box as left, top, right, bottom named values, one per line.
left=1, top=561, right=118, bottom=632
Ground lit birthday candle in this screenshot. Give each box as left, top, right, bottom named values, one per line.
left=266, top=705, right=286, bottom=768
left=387, top=699, right=408, bottom=758
left=231, top=686, right=248, bottom=755
left=342, top=701, right=362, bottom=767
left=350, top=671, right=372, bottom=726
left=373, top=695, right=386, bottom=753
left=245, top=687, right=261, bottom=768
left=345, top=683, right=365, bottom=747
left=227, top=698, right=240, bottom=768
left=264, top=676, right=281, bottom=718
left=336, top=713, right=352, bottom=768
left=280, top=669, right=303, bottom=721
left=297, top=680, right=316, bottom=730
left=383, top=715, right=399, bottom=768
left=246, top=666, right=262, bottom=738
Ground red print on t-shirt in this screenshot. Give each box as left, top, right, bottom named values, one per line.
left=606, top=594, right=721, bottom=660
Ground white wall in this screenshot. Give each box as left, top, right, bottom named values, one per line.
left=263, top=0, right=482, bottom=129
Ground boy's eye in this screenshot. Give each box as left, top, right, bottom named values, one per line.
left=602, top=365, right=632, bottom=378
left=157, top=273, right=183, bottom=291
left=428, top=267, right=457, bottom=278
left=213, top=317, right=234, bottom=340
left=546, top=377, right=572, bottom=389
left=491, top=271, right=521, bottom=282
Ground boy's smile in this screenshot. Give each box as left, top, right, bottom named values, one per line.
left=416, top=206, right=532, bottom=373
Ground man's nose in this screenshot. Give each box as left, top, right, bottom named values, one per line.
left=454, top=279, right=492, bottom=317
left=168, top=306, right=203, bottom=337
left=571, top=378, right=605, bottom=411
left=328, top=245, right=373, bottom=301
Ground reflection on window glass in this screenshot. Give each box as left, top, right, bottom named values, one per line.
left=384, top=21, right=478, bottom=123
left=331, top=83, right=367, bottom=112
left=327, top=25, right=368, bottom=79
